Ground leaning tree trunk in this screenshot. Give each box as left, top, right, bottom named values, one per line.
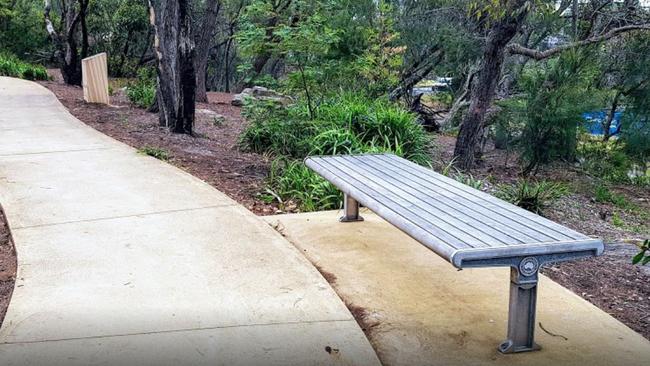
left=453, top=0, right=530, bottom=170
left=149, top=0, right=196, bottom=135
left=603, top=90, right=621, bottom=141
left=195, top=0, right=222, bottom=103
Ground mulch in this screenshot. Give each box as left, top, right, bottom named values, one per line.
left=434, top=134, right=650, bottom=339
left=0, top=208, right=16, bottom=328
left=0, top=73, right=647, bottom=341
left=542, top=243, right=650, bottom=339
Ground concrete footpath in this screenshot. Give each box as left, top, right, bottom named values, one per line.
left=267, top=210, right=650, bottom=366
left=0, top=77, right=380, bottom=366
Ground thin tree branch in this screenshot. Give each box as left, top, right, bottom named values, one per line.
left=508, top=24, right=650, bottom=60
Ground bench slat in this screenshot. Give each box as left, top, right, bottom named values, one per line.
left=335, top=155, right=522, bottom=246
left=311, top=158, right=474, bottom=250
left=379, top=154, right=588, bottom=241
left=354, top=155, right=555, bottom=243
left=369, top=155, right=574, bottom=242
left=305, top=154, right=603, bottom=267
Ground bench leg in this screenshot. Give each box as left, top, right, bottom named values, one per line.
left=499, top=260, right=541, bottom=354
left=340, top=194, right=364, bottom=222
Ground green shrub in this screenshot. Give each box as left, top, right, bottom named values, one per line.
left=240, top=99, right=322, bottom=158
left=138, top=146, right=170, bottom=161
left=352, top=101, right=431, bottom=165
left=265, top=159, right=342, bottom=212
left=504, top=51, right=600, bottom=175
left=454, top=173, right=484, bottom=190
left=578, top=137, right=649, bottom=186
left=241, top=93, right=432, bottom=162
left=240, top=93, right=433, bottom=211
left=127, top=67, right=156, bottom=109
left=620, top=113, right=650, bottom=160
left=497, top=180, right=568, bottom=214
left=308, top=128, right=364, bottom=155
left=633, top=239, right=650, bottom=265
left=0, top=53, right=48, bottom=80
left=594, top=185, right=631, bottom=209
left=611, top=213, right=625, bottom=228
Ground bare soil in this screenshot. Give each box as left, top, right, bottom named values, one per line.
left=544, top=244, right=650, bottom=339
left=0, top=73, right=646, bottom=341
left=0, top=208, right=16, bottom=328
left=434, top=134, right=650, bottom=339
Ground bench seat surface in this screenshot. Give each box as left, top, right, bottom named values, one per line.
left=305, top=154, right=603, bottom=268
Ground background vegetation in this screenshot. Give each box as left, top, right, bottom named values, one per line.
left=0, top=0, right=648, bottom=215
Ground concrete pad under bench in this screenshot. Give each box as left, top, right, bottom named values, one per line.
left=265, top=210, right=650, bottom=366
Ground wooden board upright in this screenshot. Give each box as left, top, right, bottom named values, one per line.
left=82, top=53, right=110, bottom=104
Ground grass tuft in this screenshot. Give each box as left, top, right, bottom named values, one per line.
left=497, top=179, right=568, bottom=214
left=138, top=146, right=170, bottom=161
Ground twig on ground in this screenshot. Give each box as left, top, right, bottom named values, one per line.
left=539, top=322, right=569, bottom=341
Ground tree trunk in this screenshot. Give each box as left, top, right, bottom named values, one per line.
left=603, top=91, right=621, bottom=141
left=79, top=0, right=89, bottom=59
left=149, top=0, right=196, bottom=135
left=195, top=0, right=221, bottom=103
left=223, top=36, right=234, bottom=92
left=44, top=0, right=88, bottom=86
left=62, top=1, right=82, bottom=85
left=247, top=15, right=278, bottom=83
left=116, top=30, right=133, bottom=77
left=247, top=1, right=295, bottom=85
left=453, top=0, right=529, bottom=170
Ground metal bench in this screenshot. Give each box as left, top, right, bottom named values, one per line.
left=305, top=153, right=603, bottom=354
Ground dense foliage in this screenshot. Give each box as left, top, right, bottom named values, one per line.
left=126, top=67, right=157, bottom=108
left=0, top=0, right=648, bottom=211
left=241, top=94, right=432, bottom=210
left=0, top=53, right=48, bottom=80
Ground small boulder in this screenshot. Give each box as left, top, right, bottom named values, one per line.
left=231, top=86, right=293, bottom=106
left=196, top=109, right=227, bottom=125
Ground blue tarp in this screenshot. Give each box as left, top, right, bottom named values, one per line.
left=582, top=110, right=623, bottom=136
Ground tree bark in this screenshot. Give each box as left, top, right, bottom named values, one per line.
left=116, top=30, right=133, bottom=76
left=79, top=0, right=89, bottom=59
left=149, top=0, right=196, bottom=135
left=453, top=0, right=530, bottom=170
left=603, top=90, right=621, bottom=141
left=44, top=0, right=88, bottom=86
left=195, top=0, right=222, bottom=103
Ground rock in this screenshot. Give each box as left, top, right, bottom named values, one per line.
left=196, top=109, right=226, bottom=125
left=231, top=92, right=249, bottom=107
left=196, top=108, right=221, bottom=117
left=231, top=86, right=293, bottom=107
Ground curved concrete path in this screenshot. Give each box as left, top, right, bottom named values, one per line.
left=0, top=77, right=380, bottom=366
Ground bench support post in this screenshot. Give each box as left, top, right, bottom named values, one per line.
left=340, top=194, right=364, bottom=222
left=499, top=258, right=541, bottom=354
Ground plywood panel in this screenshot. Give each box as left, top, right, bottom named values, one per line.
left=82, top=53, right=110, bottom=104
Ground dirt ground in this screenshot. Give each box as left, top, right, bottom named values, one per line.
left=0, top=208, right=16, bottom=328
left=434, top=135, right=650, bottom=339
left=0, top=73, right=647, bottom=341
